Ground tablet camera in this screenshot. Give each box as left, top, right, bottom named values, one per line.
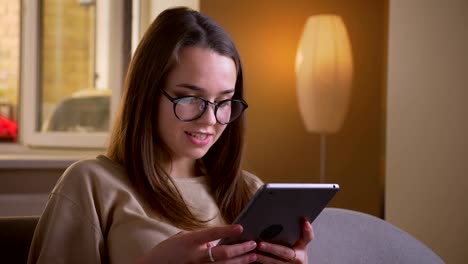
left=259, top=224, right=283, bottom=240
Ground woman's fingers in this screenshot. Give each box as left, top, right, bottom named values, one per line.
left=191, top=224, right=244, bottom=244
left=294, top=220, right=314, bottom=249
left=187, top=225, right=259, bottom=263
left=216, top=253, right=258, bottom=264
left=221, top=253, right=258, bottom=264
left=257, top=242, right=295, bottom=262
left=255, top=220, right=314, bottom=263
left=210, top=241, right=257, bottom=262
left=138, top=225, right=258, bottom=264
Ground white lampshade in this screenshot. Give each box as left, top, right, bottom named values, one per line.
left=295, top=15, right=353, bottom=133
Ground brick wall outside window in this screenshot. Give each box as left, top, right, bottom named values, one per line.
left=0, top=0, right=20, bottom=121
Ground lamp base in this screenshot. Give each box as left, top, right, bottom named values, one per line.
left=320, top=134, right=326, bottom=183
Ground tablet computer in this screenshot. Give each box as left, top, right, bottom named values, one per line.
left=217, top=183, right=339, bottom=247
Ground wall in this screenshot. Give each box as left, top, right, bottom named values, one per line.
left=0, top=147, right=97, bottom=216
left=0, top=166, right=65, bottom=216
left=386, top=0, right=468, bottom=263
left=201, top=0, right=387, bottom=217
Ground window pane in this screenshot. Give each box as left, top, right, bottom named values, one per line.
left=40, top=0, right=110, bottom=133
left=0, top=0, right=20, bottom=142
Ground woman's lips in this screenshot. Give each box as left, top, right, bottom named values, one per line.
left=185, top=131, right=212, bottom=145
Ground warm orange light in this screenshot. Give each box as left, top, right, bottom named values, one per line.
left=295, top=15, right=353, bottom=133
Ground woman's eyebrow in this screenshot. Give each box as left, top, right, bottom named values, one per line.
left=176, top=83, right=235, bottom=95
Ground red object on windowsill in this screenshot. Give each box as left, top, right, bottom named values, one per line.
left=0, top=116, right=17, bottom=142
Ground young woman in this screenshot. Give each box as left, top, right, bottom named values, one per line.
left=28, top=7, right=313, bottom=264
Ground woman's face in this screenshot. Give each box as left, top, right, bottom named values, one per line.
left=157, top=46, right=237, bottom=163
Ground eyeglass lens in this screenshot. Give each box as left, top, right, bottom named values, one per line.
left=174, top=97, right=245, bottom=124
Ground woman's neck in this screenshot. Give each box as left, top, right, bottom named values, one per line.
left=167, top=158, right=200, bottom=178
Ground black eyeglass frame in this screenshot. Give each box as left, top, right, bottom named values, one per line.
left=160, top=89, right=248, bottom=125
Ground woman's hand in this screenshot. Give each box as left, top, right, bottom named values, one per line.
left=255, top=219, right=314, bottom=264
left=136, top=224, right=258, bottom=264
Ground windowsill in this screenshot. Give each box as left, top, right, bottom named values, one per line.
left=0, top=143, right=103, bottom=169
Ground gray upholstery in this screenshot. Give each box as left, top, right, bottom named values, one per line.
left=0, top=216, right=39, bottom=264
left=309, top=208, right=444, bottom=263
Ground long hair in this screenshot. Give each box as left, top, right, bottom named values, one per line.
left=107, top=7, right=254, bottom=229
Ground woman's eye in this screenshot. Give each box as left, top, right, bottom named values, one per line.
left=220, top=100, right=232, bottom=107
left=216, top=97, right=232, bottom=103
left=178, top=97, right=199, bottom=104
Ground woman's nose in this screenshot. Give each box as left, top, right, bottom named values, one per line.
left=197, top=103, right=218, bottom=125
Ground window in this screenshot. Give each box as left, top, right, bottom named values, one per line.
left=39, top=1, right=104, bottom=133
left=0, top=0, right=198, bottom=150
left=20, top=0, right=128, bottom=148
left=0, top=1, right=20, bottom=142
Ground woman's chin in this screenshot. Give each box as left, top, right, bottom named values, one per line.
left=185, top=149, right=209, bottom=160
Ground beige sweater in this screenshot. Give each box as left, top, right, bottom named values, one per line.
left=28, top=155, right=262, bottom=264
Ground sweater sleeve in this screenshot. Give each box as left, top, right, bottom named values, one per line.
left=28, top=193, right=106, bottom=264
left=28, top=159, right=110, bottom=264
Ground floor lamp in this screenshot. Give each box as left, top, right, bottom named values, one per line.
left=295, top=15, right=353, bottom=183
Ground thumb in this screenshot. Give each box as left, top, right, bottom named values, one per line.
left=294, top=220, right=314, bottom=249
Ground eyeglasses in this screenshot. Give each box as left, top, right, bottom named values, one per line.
left=160, top=89, right=248, bottom=125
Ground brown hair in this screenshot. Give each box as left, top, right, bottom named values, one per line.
left=107, top=7, right=254, bottom=229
